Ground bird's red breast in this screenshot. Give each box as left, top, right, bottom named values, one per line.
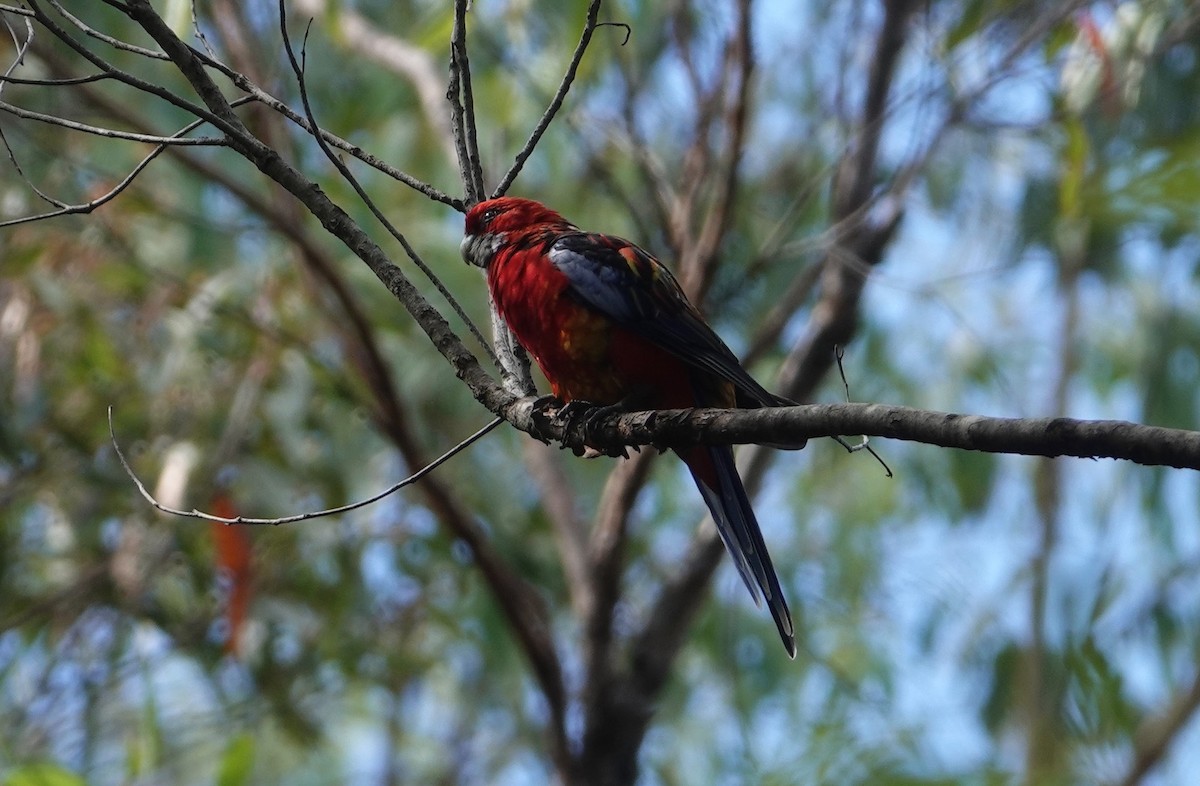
left=487, top=236, right=698, bottom=407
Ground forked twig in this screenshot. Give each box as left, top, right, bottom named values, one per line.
left=831, top=345, right=893, bottom=477
left=276, top=4, right=496, bottom=366
left=109, top=406, right=502, bottom=525
left=0, top=97, right=250, bottom=229
left=52, top=0, right=170, bottom=60
left=491, top=0, right=608, bottom=198
left=448, top=0, right=484, bottom=201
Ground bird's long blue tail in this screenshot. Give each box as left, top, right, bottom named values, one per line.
left=681, top=444, right=796, bottom=658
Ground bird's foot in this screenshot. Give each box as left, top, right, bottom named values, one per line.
left=528, top=394, right=564, bottom=443
left=558, top=398, right=641, bottom=459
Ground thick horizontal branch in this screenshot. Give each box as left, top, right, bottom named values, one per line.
left=505, top=400, right=1200, bottom=471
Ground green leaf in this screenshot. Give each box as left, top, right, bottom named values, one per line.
left=216, top=734, right=256, bottom=786
left=4, top=764, right=86, bottom=786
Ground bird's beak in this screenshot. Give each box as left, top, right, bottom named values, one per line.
left=461, top=232, right=497, bottom=268
left=460, top=233, right=480, bottom=267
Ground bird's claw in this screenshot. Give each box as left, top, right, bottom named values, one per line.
left=556, top=399, right=632, bottom=459
left=528, top=396, right=635, bottom=458
left=528, top=394, right=564, bottom=443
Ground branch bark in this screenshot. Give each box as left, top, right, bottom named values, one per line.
left=522, top=401, right=1200, bottom=471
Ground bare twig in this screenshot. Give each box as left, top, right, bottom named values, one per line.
left=0, top=100, right=226, bottom=145
left=685, top=0, right=754, bottom=299
left=491, top=0, right=605, bottom=198
left=522, top=440, right=590, bottom=617
left=189, top=35, right=463, bottom=207
left=291, top=0, right=456, bottom=164
left=447, top=14, right=543, bottom=394
left=0, top=71, right=117, bottom=86
left=1116, top=669, right=1200, bottom=786
left=48, top=0, right=169, bottom=60
left=0, top=8, right=31, bottom=95
left=276, top=4, right=497, bottom=368
left=110, top=405, right=502, bottom=525
left=24, top=1, right=237, bottom=136
left=825, top=345, right=890, bottom=471
left=448, top=0, right=484, bottom=201
left=0, top=99, right=248, bottom=228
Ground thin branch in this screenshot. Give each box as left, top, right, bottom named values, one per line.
left=0, top=71, right=114, bottom=85
left=208, top=60, right=463, bottom=208
left=25, top=0, right=239, bottom=137
left=686, top=0, right=754, bottom=299
left=110, top=405, right=502, bottom=525
left=0, top=7, right=50, bottom=209
left=0, top=8, right=31, bottom=96
left=449, top=0, right=484, bottom=201
left=276, top=4, right=497, bottom=368
left=0, top=100, right=226, bottom=144
left=291, top=0, right=456, bottom=165
left=490, top=0, right=605, bottom=198
left=114, top=0, right=507, bottom=421
left=197, top=6, right=460, bottom=207
left=47, top=0, right=169, bottom=60
left=1116, top=669, right=1200, bottom=786
left=455, top=6, right=484, bottom=201
left=523, top=440, right=590, bottom=617
left=0, top=99, right=247, bottom=229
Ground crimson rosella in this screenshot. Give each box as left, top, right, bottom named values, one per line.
left=462, top=196, right=796, bottom=657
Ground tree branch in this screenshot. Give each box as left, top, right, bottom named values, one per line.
left=490, top=0, right=605, bottom=198
left=448, top=0, right=484, bottom=201
left=291, top=0, right=457, bottom=164
left=106, top=0, right=505, bottom=414
left=275, top=4, right=495, bottom=367
left=685, top=0, right=754, bottom=299
left=1117, top=668, right=1200, bottom=786
left=0, top=99, right=226, bottom=145
left=526, top=402, right=1200, bottom=471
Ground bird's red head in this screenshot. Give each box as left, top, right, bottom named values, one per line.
left=461, top=197, right=576, bottom=269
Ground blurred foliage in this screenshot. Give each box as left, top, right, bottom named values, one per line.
left=2, top=0, right=1200, bottom=784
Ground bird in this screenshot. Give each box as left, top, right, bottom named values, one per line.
left=462, top=196, right=796, bottom=657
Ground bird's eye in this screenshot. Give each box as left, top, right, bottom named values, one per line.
left=482, top=207, right=502, bottom=225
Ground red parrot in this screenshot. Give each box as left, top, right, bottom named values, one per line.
left=462, top=196, right=796, bottom=657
